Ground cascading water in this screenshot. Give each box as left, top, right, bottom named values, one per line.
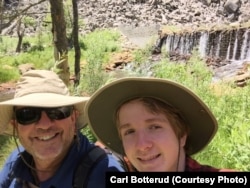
left=163, top=28, right=250, bottom=61
left=158, top=27, right=250, bottom=82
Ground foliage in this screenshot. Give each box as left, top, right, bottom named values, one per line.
left=77, top=29, right=121, bottom=95
left=0, top=68, right=19, bottom=83
left=0, top=136, right=18, bottom=168
left=133, top=45, right=152, bottom=65
left=23, top=16, right=36, bottom=27
left=81, top=126, right=96, bottom=143
left=193, top=83, right=250, bottom=171
left=0, top=36, right=19, bottom=54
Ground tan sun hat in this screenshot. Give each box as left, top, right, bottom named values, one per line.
left=0, top=69, right=89, bottom=136
left=86, top=77, right=218, bottom=155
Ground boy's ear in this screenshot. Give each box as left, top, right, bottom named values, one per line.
left=180, top=133, right=187, bottom=147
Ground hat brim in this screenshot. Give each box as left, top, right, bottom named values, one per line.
left=86, top=77, right=218, bottom=155
left=0, top=93, right=89, bottom=135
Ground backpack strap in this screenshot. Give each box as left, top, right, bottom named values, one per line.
left=73, top=146, right=107, bottom=188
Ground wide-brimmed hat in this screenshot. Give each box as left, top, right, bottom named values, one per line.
left=86, top=77, right=218, bottom=155
left=0, top=70, right=89, bottom=135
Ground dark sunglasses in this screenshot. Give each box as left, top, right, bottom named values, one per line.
left=14, top=106, right=74, bottom=125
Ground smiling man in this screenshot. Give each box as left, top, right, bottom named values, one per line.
left=0, top=70, right=124, bottom=188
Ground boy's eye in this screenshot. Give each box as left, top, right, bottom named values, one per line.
left=123, top=129, right=134, bottom=136
left=149, top=125, right=161, bottom=130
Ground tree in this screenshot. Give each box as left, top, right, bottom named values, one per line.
left=72, top=0, right=81, bottom=87
left=49, top=0, right=70, bottom=86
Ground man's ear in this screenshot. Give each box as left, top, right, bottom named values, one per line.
left=10, top=119, right=18, bottom=137
left=10, top=119, right=15, bottom=126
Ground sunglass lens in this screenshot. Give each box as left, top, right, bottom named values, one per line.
left=47, top=106, right=73, bottom=120
left=15, top=107, right=40, bottom=125
left=15, top=106, right=73, bottom=125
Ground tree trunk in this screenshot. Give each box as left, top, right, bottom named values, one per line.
left=72, top=0, right=81, bottom=87
left=0, top=0, right=3, bottom=33
left=49, top=0, right=70, bottom=86
left=16, top=19, right=24, bottom=53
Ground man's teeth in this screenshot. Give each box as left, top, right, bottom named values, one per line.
left=38, top=135, right=55, bottom=140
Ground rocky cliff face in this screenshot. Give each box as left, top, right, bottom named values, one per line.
left=1, top=0, right=250, bottom=36
left=78, top=0, right=250, bottom=34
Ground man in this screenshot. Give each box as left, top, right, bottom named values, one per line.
left=0, top=70, right=124, bottom=188
left=85, top=77, right=236, bottom=172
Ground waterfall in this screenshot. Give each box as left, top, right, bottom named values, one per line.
left=161, top=28, right=250, bottom=62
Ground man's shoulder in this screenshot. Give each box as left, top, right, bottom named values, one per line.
left=3, top=148, right=23, bottom=166
left=0, top=148, right=26, bottom=186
